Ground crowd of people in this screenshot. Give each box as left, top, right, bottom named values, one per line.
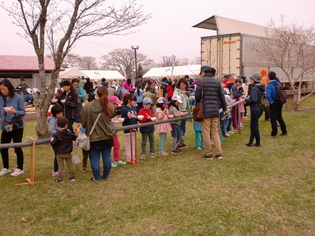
left=0, top=67, right=288, bottom=183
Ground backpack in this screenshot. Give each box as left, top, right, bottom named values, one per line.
left=257, top=93, right=269, bottom=111
left=272, top=83, right=287, bottom=105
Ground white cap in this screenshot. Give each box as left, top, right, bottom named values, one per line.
left=171, top=95, right=182, bottom=103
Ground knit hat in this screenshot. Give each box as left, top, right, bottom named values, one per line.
left=250, top=74, right=261, bottom=83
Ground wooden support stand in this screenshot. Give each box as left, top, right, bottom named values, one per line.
left=15, top=138, right=42, bottom=186
left=127, top=129, right=138, bottom=165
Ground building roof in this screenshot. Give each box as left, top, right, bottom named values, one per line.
left=193, top=15, right=271, bottom=37
left=0, top=55, right=57, bottom=72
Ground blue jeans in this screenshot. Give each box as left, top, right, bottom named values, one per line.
left=89, top=147, right=112, bottom=181
left=220, top=118, right=229, bottom=136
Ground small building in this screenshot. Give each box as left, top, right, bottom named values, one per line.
left=0, top=55, right=60, bottom=89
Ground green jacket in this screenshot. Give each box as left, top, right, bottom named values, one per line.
left=79, top=99, right=115, bottom=142
left=174, top=88, right=191, bottom=113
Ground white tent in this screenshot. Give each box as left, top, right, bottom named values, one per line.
left=81, top=70, right=124, bottom=81
left=143, top=65, right=201, bottom=78
left=59, top=67, right=88, bottom=78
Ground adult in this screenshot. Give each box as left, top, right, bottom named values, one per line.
left=15, top=79, right=29, bottom=97
left=72, top=78, right=85, bottom=122
left=266, top=71, right=287, bottom=138
left=145, top=79, right=157, bottom=95
left=80, top=87, right=115, bottom=182
left=57, top=80, right=79, bottom=131
left=160, top=77, right=168, bottom=97
left=101, top=78, right=109, bottom=88
left=134, top=84, right=144, bottom=112
left=174, top=78, right=191, bottom=146
left=166, top=80, right=174, bottom=101
left=134, top=75, right=146, bottom=90
left=121, top=78, right=134, bottom=92
left=244, top=74, right=265, bottom=147
left=195, top=66, right=227, bottom=160
left=83, top=77, right=93, bottom=95
left=0, top=79, right=26, bottom=177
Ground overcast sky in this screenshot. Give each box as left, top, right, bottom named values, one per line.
left=0, top=0, right=314, bottom=63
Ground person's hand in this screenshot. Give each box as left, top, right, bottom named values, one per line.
left=5, top=106, right=16, bottom=114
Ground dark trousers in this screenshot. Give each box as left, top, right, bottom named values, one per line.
left=249, top=110, right=263, bottom=145
left=264, top=107, right=270, bottom=120
left=1, top=128, right=24, bottom=169
left=270, top=103, right=287, bottom=136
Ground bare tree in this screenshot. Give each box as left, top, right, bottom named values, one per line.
left=252, top=17, right=315, bottom=110
left=62, top=53, right=81, bottom=68
left=157, top=56, right=182, bottom=67
left=78, top=56, right=98, bottom=70
left=1, top=0, right=151, bottom=138
left=101, top=48, right=154, bottom=78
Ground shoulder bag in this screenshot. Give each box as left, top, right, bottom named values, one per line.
left=76, top=113, right=102, bottom=151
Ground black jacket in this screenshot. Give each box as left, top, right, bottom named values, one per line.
left=245, top=84, right=265, bottom=112
left=83, top=81, right=93, bottom=94
left=50, top=129, right=77, bottom=154
left=195, top=73, right=226, bottom=118
left=57, top=91, right=79, bottom=120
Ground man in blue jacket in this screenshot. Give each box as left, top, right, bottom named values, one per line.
left=266, top=71, right=287, bottom=138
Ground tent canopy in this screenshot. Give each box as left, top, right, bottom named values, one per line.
left=59, top=67, right=88, bottom=78
left=143, top=65, right=201, bottom=78
left=81, top=70, right=124, bottom=80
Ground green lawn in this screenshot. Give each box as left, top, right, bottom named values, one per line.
left=1, top=95, right=315, bottom=235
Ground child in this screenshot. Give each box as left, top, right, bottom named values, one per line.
left=156, top=97, right=172, bottom=156
left=138, top=98, right=155, bottom=159
left=109, top=96, right=127, bottom=167
left=168, top=95, right=188, bottom=154
left=192, top=111, right=204, bottom=150
left=143, top=87, right=156, bottom=112
left=121, top=93, right=138, bottom=162
left=50, top=116, right=77, bottom=183
left=47, top=104, right=63, bottom=176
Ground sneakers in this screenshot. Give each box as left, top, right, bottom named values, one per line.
left=141, top=154, right=146, bottom=159
left=158, top=152, right=169, bottom=156
left=150, top=153, right=155, bottom=159
left=111, top=162, right=117, bottom=168
left=52, top=170, right=59, bottom=176
left=215, top=154, right=223, bottom=160
left=196, top=147, right=202, bottom=150
left=114, top=161, right=126, bottom=165
left=54, top=179, right=63, bottom=183
left=182, top=143, right=188, bottom=148
left=0, top=168, right=11, bottom=176
left=70, top=177, right=76, bottom=181
left=201, top=154, right=213, bottom=160
left=10, top=168, right=24, bottom=177
left=210, top=140, right=214, bottom=145
left=171, top=150, right=182, bottom=154
left=227, top=131, right=234, bottom=134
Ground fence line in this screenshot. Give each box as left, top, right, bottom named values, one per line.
left=0, top=100, right=245, bottom=149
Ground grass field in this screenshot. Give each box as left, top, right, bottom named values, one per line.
left=1, top=96, right=315, bottom=236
